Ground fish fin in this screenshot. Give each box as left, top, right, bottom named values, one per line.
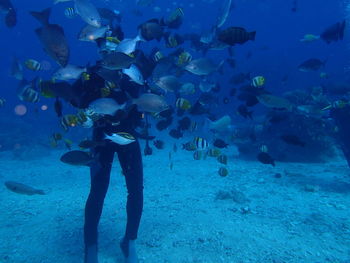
left=217, top=60, right=225, bottom=75
left=30, top=8, right=51, bottom=25
left=159, top=17, right=166, bottom=27
left=50, top=24, right=65, bottom=34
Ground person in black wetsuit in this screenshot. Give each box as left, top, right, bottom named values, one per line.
left=70, top=67, right=144, bottom=263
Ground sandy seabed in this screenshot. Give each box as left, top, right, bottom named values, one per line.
left=0, top=144, right=350, bottom=263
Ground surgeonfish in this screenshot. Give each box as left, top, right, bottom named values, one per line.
left=5, top=181, right=45, bottom=195
left=74, top=0, right=101, bottom=27
left=105, top=132, right=136, bottom=145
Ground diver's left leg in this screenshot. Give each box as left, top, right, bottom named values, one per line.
left=116, top=140, right=143, bottom=263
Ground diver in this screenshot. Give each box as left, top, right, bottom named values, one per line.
left=70, top=66, right=145, bottom=263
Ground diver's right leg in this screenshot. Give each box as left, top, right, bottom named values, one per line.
left=84, top=143, right=115, bottom=263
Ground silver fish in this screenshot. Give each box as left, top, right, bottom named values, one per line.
left=52, top=64, right=86, bottom=81
left=185, top=58, right=223, bottom=76
left=122, top=64, right=144, bottom=85
left=133, top=93, right=168, bottom=113
left=114, top=35, right=142, bottom=55
left=75, top=0, right=101, bottom=27
left=5, top=181, right=45, bottom=195
left=216, top=0, right=232, bottom=28
left=154, top=75, right=181, bottom=92
left=78, top=24, right=109, bottom=41
left=88, top=98, right=125, bottom=116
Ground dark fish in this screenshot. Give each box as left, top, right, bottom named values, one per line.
left=60, top=150, right=94, bottom=166
left=169, top=128, right=183, bottom=139
left=97, top=7, right=121, bottom=24
left=95, top=67, right=122, bottom=84
left=218, top=27, right=256, bottom=45
left=257, top=152, right=275, bottom=167
left=99, top=51, right=136, bottom=70
left=131, top=9, right=143, bottom=17
left=134, top=130, right=156, bottom=141
left=78, top=140, right=106, bottom=149
left=178, top=117, right=191, bottom=131
left=280, top=135, right=306, bottom=147
left=189, top=101, right=210, bottom=115
left=156, top=117, right=173, bottom=131
left=323, top=82, right=350, bottom=96
left=5, top=181, right=45, bottom=195
left=144, top=141, right=153, bottom=155
left=321, top=20, right=346, bottom=44
left=227, top=58, right=236, bottom=68
left=298, top=58, right=325, bottom=72
left=138, top=19, right=164, bottom=41
left=54, top=97, right=63, bottom=118
left=291, top=0, right=298, bottom=12
left=153, top=140, right=164, bottom=149
left=230, top=73, right=250, bottom=85
left=199, top=92, right=218, bottom=105
left=229, top=88, right=237, bottom=97
left=30, top=8, right=70, bottom=67
left=173, top=143, right=177, bottom=152
left=237, top=104, right=253, bottom=119
left=213, top=139, right=229, bottom=148
left=158, top=107, right=174, bottom=118
left=268, top=112, right=289, bottom=123
left=0, top=0, right=16, bottom=27
left=237, top=93, right=259, bottom=107
left=40, top=81, right=74, bottom=102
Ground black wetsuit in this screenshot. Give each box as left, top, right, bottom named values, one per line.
left=330, top=106, right=350, bottom=168
left=70, top=69, right=144, bottom=247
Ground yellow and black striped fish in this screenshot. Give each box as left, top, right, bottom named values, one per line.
left=193, top=137, right=209, bottom=150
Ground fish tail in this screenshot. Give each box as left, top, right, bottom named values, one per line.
left=248, top=111, right=253, bottom=119
left=30, top=8, right=51, bottom=25
left=36, top=189, right=45, bottom=195
left=340, top=20, right=346, bottom=40
left=249, top=31, right=256, bottom=41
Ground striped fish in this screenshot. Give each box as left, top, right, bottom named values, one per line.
left=193, top=137, right=209, bottom=150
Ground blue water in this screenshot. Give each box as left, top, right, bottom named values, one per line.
left=1, top=0, right=350, bottom=262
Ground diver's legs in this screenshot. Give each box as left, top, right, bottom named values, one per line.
left=84, top=144, right=115, bottom=263
left=116, top=141, right=143, bottom=262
